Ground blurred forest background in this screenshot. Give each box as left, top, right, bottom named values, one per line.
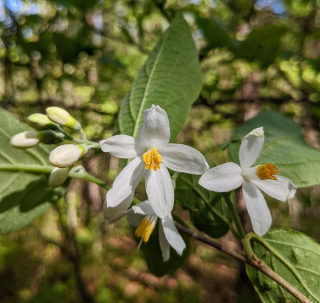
left=1, top=0, right=320, bottom=302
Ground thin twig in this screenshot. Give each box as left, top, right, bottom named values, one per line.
left=175, top=223, right=312, bottom=303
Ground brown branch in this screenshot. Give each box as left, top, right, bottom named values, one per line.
left=175, top=222, right=312, bottom=303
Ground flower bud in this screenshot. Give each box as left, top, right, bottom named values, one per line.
left=11, top=131, right=39, bottom=149
left=46, top=107, right=80, bottom=129
left=28, top=113, right=59, bottom=130
left=49, top=167, right=70, bottom=187
left=49, top=144, right=85, bottom=168
left=37, top=130, right=65, bottom=144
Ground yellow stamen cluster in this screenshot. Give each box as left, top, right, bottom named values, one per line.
left=143, top=147, right=162, bottom=171
left=256, top=163, right=280, bottom=180
left=135, top=216, right=157, bottom=242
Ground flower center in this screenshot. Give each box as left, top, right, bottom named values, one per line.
left=256, top=163, right=279, bottom=180
left=135, top=215, right=157, bottom=242
left=142, top=147, right=162, bottom=171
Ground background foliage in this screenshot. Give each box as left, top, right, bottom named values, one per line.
left=1, top=0, right=320, bottom=302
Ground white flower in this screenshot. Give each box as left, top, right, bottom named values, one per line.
left=103, top=193, right=134, bottom=225
left=11, top=131, right=39, bottom=149
left=46, top=107, right=80, bottom=129
left=49, top=167, right=70, bottom=187
left=103, top=198, right=186, bottom=261
left=129, top=201, right=186, bottom=261
left=198, top=127, right=297, bottom=237
left=50, top=144, right=85, bottom=168
left=100, top=105, right=209, bottom=219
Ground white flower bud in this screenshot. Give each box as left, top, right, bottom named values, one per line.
left=49, top=144, right=85, bottom=168
left=46, top=107, right=80, bottom=129
left=11, top=131, right=39, bottom=149
left=28, top=113, right=59, bottom=130
left=49, top=167, right=70, bottom=187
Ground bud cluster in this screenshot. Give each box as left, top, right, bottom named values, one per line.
left=10, top=107, right=96, bottom=188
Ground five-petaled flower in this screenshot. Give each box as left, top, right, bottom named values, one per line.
left=198, top=127, right=297, bottom=237
left=103, top=199, right=186, bottom=261
left=100, top=105, right=209, bottom=219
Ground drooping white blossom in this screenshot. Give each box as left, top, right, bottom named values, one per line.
left=198, top=127, right=296, bottom=236
left=100, top=105, right=209, bottom=219
left=103, top=198, right=186, bottom=261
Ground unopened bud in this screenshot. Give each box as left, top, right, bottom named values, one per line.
left=11, top=131, right=39, bottom=149
left=37, top=130, right=65, bottom=144
left=28, top=113, right=59, bottom=130
left=46, top=107, right=80, bottom=129
left=49, top=144, right=85, bottom=168
left=49, top=167, right=70, bottom=187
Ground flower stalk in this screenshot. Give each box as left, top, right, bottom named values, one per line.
left=222, top=192, right=254, bottom=261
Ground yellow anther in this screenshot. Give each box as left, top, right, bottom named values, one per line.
left=135, top=216, right=157, bottom=242
left=256, top=163, right=279, bottom=180
left=142, top=147, right=162, bottom=171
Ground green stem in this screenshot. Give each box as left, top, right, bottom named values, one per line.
left=223, top=192, right=254, bottom=260
left=56, top=126, right=100, bottom=148
left=0, top=164, right=110, bottom=189
left=203, top=198, right=240, bottom=238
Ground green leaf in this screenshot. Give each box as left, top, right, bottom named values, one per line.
left=118, top=13, right=202, bottom=141
left=247, top=229, right=320, bottom=303
left=175, top=173, right=232, bottom=238
left=0, top=109, right=66, bottom=234
left=133, top=216, right=190, bottom=277
left=197, top=16, right=239, bottom=50
left=234, top=25, right=288, bottom=67
left=228, top=111, right=320, bottom=188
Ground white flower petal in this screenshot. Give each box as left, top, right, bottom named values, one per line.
left=127, top=209, right=144, bottom=227
left=252, top=175, right=297, bottom=202
left=100, top=135, right=143, bottom=159
left=159, top=222, right=170, bottom=261
left=132, top=200, right=156, bottom=216
left=160, top=143, right=209, bottom=175
left=107, top=157, right=145, bottom=207
left=239, top=127, right=264, bottom=169
left=138, top=105, right=170, bottom=147
left=103, top=192, right=134, bottom=225
left=145, top=164, right=174, bottom=218
left=242, top=180, right=272, bottom=237
left=198, top=163, right=243, bottom=192
left=161, top=215, right=186, bottom=256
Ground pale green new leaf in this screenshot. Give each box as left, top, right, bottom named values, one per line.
left=118, top=13, right=202, bottom=141
left=247, top=229, right=320, bottom=303
left=0, top=109, right=66, bottom=234
left=228, top=111, right=320, bottom=187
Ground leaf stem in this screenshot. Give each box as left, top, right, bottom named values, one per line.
left=222, top=191, right=254, bottom=261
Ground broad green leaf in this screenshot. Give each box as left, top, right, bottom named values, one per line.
left=0, top=109, right=66, bottom=234
left=118, top=13, right=202, bottom=141
left=175, top=173, right=232, bottom=238
left=197, top=16, right=239, bottom=50
left=247, top=229, right=320, bottom=303
left=234, top=25, right=288, bottom=67
left=228, top=111, right=320, bottom=188
left=132, top=216, right=189, bottom=277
